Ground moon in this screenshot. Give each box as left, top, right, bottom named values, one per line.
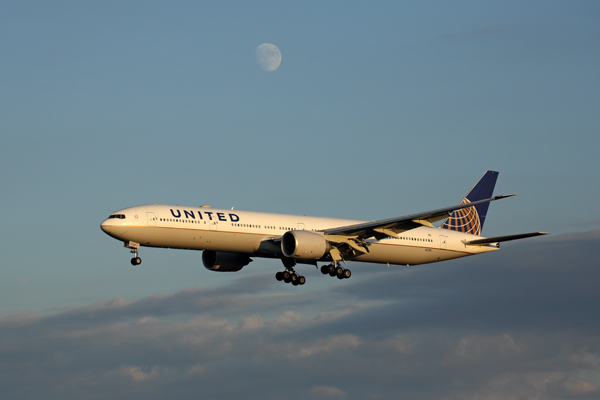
left=256, top=43, right=282, bottom=72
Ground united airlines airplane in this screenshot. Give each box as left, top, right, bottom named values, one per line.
left=101, top=171, right=547, bottom=286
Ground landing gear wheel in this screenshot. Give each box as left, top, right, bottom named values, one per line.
left=320, top=265, right=329, bottom=275
left=343, top=269, right=351, bottom=279
left=335, top=266, right=344, bottom=277
left=277, top=266, right=305, bottom=287
left=128, top=245, right=142, bottom=266
left=130, top=257, right=141, bottom=266
left=328, top=264, right=336, bottom=274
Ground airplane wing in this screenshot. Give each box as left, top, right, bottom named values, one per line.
left=322, top=194, right=517, bottom=240
left=462, top=232, right=549, bottom=246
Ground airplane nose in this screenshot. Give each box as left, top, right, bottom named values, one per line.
left=101, top=219, right=125, bottom=240
left=101, top=219, right=111, bottom=233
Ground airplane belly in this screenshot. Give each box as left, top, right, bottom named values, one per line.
left=119, top=227, right=263, bottom=253
left=200, top=231, right=264, bottom=252
left=356, top=243, right=470, bottom=265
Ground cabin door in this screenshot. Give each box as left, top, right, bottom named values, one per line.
left=147, top=212, right=157, bottom=226
left=439, top=235, right=447, bottom=250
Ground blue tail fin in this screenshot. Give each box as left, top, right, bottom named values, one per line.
left=440, top=171, right=498, bottom=235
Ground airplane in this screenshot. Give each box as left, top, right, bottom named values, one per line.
left=100, top=171, right=547, bottom=286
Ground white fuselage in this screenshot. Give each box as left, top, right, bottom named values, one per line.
left=100, top=204, right=498, bottom=266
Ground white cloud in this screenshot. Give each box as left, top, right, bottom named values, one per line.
left=274, top=310, right=302, bottom=325
left=239, top=314, right=265, bottom=331
left=383, top=334, right=417, bottom=354
left=138, top=316, right=159, bottom=324
left=311, top=385, right=346, bottom=398
left=184, top=364, right=205, bottom=377
left=297, top=335, right=360, bottom=358
left=315, top=303, right=368, bottom=323
left=562, top=376, right=599, bottom=396
left=121, top=366, right=160, bottom=383
left=452, top=333, right=524, bottom=361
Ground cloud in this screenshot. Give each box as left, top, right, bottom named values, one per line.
left=296, top=334, right=360, bottom=358
left=562, top=377, right=600, bottom=396
left=452, top=333, right=524, bottom=361
left=121, top=366, right=160, bottom=383
left=239, top=314, right=265, bottom=331
left=312, top=385, right=346, bottom=398
left=1, top=230, right=599, bottom=399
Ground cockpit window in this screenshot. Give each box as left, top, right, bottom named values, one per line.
left=108, top=214, right=126, bottom=219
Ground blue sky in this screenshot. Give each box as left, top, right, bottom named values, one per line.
left=1, top=1, right=599, bottom=398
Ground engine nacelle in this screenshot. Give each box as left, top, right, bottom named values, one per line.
left=202, top=251, right=252, bottom=272
left=281, top=230, right=330, bottom=259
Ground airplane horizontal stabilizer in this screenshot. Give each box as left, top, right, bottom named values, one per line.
left=462, top=232, right=549, bottom=246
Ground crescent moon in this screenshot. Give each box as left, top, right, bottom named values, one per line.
left=256, top=43, right=282, bottom=72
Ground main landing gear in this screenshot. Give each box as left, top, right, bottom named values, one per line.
left=275, top=269, right=306, bottom=286
left=320, top=263, right=351, bottom=280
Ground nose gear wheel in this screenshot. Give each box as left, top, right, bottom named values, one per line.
left=130, top=249, right=142, bottom=266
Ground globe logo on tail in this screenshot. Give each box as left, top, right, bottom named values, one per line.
left=441, top=198, right=482, bottom=235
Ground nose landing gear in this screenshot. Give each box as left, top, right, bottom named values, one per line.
left=130, top=253, right=142, bottom=266
left=125, top=241, right=142, bottom=266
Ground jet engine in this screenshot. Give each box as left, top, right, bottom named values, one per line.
left=281, top=230, right=330, bottom=259
left=202, top=251, right=252, bottom=272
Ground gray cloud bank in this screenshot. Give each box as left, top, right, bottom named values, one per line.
left=2, top=231, right=600, bottom=399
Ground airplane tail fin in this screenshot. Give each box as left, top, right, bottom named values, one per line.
left=440, top=171, right=499, bottom=235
